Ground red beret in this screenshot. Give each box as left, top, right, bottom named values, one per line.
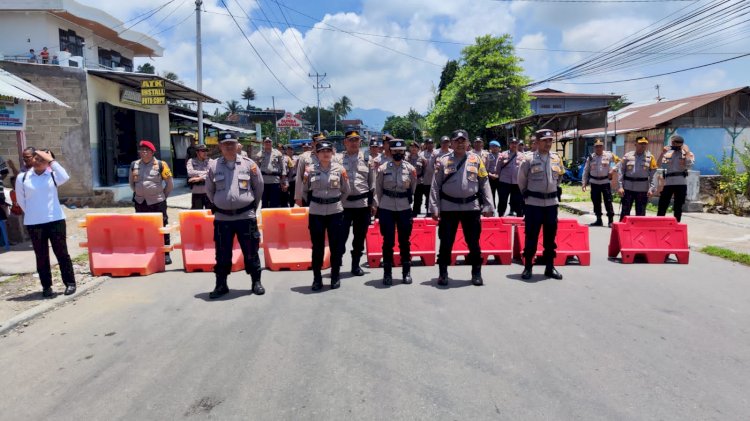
left=139, top=140, right=156, bottom=152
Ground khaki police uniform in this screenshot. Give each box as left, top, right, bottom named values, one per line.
left=187, top=156, right=212, bottom=209
left=282, top=153, right=298, bottom=207
left=617, top=146, right=657, bottom=220
left=407, top=150, right=426, bottom=216
left=340, top=150, right=375, bottom=274
left=129, top=157, right=173, bottom=251
left=415, top=147, right=437, bottom=216
left=657, top=137, right=695, bottom=222
left=583, top=149, right=618, bottom=224
left=496, top=149, right=524, bottom=217
left=257, top=148, right=287, bottom=208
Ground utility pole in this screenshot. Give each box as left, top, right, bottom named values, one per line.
left=195, top=0, right=204, bottom=144
left=272, top=96, right=278, bottom=142
left=655, top=84, right=664, bottom=102
left=309, top=72, right=330, bottom=132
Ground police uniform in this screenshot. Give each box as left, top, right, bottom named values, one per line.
left=407, top=143, right=426, bottom=216
left=294, top=133, right=341, bottom=205
left=618, top=136, right=657, bottom=220
left=257, top=138, right=287, bottom=208
left=657, top=134, right=695, bottom=222
left=518, top=129, right=565, bottom=280
left=205, top=132, right=265, bottom=298
left=282, top=148, right=298, bottom=208
left=486, top=140, right=502, bottom=209
left=302, top=141, right=351, bottom=290
left=340, top=130, right=375, bottom=276
left=414, top=139, right=436, bottom=217
left=186, top=144, right=212, bottom=210
left=496, top=139, right=524, bottom=217
left=129, top=140, right=174, bottom=265
left=582, top=139, right=619, bottom=226
left=373, top=140, right=417, bottom=285
left=473, top=137, right=489, bottom=162
left=429, top=130, right=494, bottom=286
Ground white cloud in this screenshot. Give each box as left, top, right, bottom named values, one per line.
left=516, top=32, right=548, bottom=80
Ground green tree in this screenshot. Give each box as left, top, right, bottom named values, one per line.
left=224, top=100, right=242, bottom=114
left=427, top=35, right=530, bottom=137
left=383, top=115, right=415, bottom=140
left=608, top=94, right=629, bottom=111
left=436, top=60, right=459, bottom=102
left=136, top=63, right=155, bottom=74
left=241, top=87, right=256, bottom=109
left=161, top=71, right=180, bottom=82
left=297, top=106, right=336, bottom=132
left=332, top=95, right=353, bottom=133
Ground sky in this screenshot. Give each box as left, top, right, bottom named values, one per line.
left=78, top=0, right=750, bottom=120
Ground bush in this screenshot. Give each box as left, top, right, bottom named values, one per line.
left=708, top=150, right=748, bottom=215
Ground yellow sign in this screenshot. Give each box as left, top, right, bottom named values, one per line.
left=142, top=97, right=166, bottom=105
left=141, top=80, right=164, bottom=88
left=141, top=79, right=166, bottom=105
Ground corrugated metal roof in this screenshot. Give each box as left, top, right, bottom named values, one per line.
left=170, top=112, right=256, bottom=135
left=0, top=68, right=69, bottom=107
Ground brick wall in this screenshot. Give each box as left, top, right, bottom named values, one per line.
left=0, top=61, right=93, bottom=200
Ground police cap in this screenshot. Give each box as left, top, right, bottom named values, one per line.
left=218, top=132, right=238, bottom=143
left=312, top=132, right=326, bottom=142
left=535, top=129, right=554, bottom=140
left=636, top=136, right=649, bottom=144
left=316, top=141, right=333, bottom=152
left=594, top=138, right=604, bottom=146
left=451, top=129, right=469, bottom=141
left=509, top=137, right=519, bottom=144
left=195, top=144, right=208, bottom=151
left=489, top=140, right=501, bottom=147
left=390, top=139, right=407, bottom=151
left=345, top=130, right=361, bottom=140
left=670, top=134, right=684, bottom=144
left=440, top=135, right=450, bottom=143
left=473, top=136, right=484, bottom=143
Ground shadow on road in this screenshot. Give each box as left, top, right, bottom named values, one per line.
left=6, top=291, right=54, bottom=302
left=290, top=285, right=334, bottom=295
left=362, top=279, right=412, bottom=289
left=419, top=279, right=473, bottom=289
left=506, top=273, right=554, bottom=284
left=193, top=290, right=251, bottom=301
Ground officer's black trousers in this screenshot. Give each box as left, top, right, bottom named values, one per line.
left=309, top=212, right=344, bottom=271
left=497, top=182, right=524, bottom=216
left=134, top=200, right=170, bottom=246
left=262, top=183, right=282, bottom=208
left=213, top=218, right=261, bottom=278
left=437, top=210, right=482, bottom=267
left=657, top=184, right=687, bottom=222
left=27, top=219, right=75, bottom=289
left=341, top=206, right=370, bottom=260
left=590, top=183, right=615, bottom=218
left=620, top=190, right=648, bottom=221
left=489, top=178, right=500, bottom=208
left=282, top=181, right=296, bottom=207
left=379, top=209, right=413, bottom=266
left=523, top=205, right=558, bottom=263
left=190, top=193, right=212, bottom=210
left=412, top=184, right=430, bottom=216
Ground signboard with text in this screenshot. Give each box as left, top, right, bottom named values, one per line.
left=276, top=112, right=303, bottom=128
left=141, top=79, right=166, bottom=105
left=0, top=96, right=26, bottom=130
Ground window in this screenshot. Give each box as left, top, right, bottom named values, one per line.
left=59, top=29, right=84, bottom=56
left=552, top=104, right=563, bottom=109
left=540, top=104, right=552, bottom=109
left=97, top=48, right=133, bottom=71
left=98, top=48, right=111, bottom=68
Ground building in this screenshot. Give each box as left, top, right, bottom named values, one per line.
left=530, top=88, right=620, bottom=115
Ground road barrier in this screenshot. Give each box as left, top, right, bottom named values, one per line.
left=514, top=218, right=590, bottom=266
left=450, top=217, right=512, bottom=265
left=80, top=213, right=173, bottom=277
left=260, top=208, right=330, bottom=271
left=608, top=216, right=689, bottom=264
left=366, top=218, right=437, bottom=267
left=174, top=210, right=244, bottom=273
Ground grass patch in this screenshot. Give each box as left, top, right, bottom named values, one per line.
left=560, top=184, right=590, bottom=202
left=73, top=253, right=89, bottom=265
left=700, top=246, right=750, bottom=266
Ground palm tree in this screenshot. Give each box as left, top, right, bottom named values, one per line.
left=241, top=87, right=256, bottom=109
left=332, top=95, right=352, bottom=132
left=224, top=100, right=241, bottom=115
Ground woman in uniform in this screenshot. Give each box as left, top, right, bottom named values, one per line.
left=297, top=141, right=350, bottom=291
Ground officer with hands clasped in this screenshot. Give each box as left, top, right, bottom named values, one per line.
left=430, top=129, right=494, bottom=287
left=339, top=130, right=374, bottom=276
left=205, top=132, right=265, bottom=299
left=582, top=138, right=619, bottom=227
left=618, top=136, right=658, bottom=220
left=372, top=139, right=418, bottom=285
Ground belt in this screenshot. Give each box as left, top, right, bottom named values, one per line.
left=589, top=175, right=609, bottom=180
left=384, top=190, right=410, bottom=199
left=261, top=171, right=282, bottom=176
left=213, top=201, right=256, bottom=216
left=524, top=190, right=557, bottom=199
left=624, top=175, right=648, bottom=182
left=440, top=191, right=479, bottom=204
left=346, top=192, right=370, bottom=201
left=309, top=196, right=341, bottom=204
left=665, top=171, right=688, bottom=178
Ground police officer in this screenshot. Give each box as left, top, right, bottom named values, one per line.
left=129, top=140, right=174, bottom=265
left=617, top=136, right=657, bottom=220
left=496, top=137, right=524, bottom=217
left=368, top=137, right=381, bottom=164
left=486, top=140, right=502, bottom=208
left=414, top=138, right=436, bottom=216
left=371, top=134, right=394, bottom=169
left=340, top=130, right=374, bottom=276
left=257, top=136, right=287, bottom=208
left=406, top=141, right=425, bottom=216
left=298, top=141, right=350, bottom=291
left=205, top=132, right=265, bottom=298
left=282, top=144, right=298, bottom=207
left=518, top=129, right=565, bottom=280
left=473, top=136, right=489, bottom=161
left=657, top=134, right=695, bottom=222
left=430, top=129, right=494, bottom=286
left=582, top=138, right=619, bottom=227
left=373, top=139, right=418, bottom=285
left=186, top=144, right=212, bottom=210
left=294, top=133, right=326, bottom=205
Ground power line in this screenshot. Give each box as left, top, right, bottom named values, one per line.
left=271, top=0, right=320, bottom=73
left=118, top=0, right=177, bottom=34
left=110, top=0, right=178, bottom=30
left=250, top=0, right=310, bottom=75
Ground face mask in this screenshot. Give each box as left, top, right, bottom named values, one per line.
left=392, top=153, right=404, bottom=161
left=672, top=145, right=682, bottom=151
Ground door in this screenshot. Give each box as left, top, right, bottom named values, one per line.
left=98, top=102, right=117, bottom=186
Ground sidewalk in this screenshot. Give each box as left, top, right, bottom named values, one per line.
left=559, top=201, right=750, bottom=255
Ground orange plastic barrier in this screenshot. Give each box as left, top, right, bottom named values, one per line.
left=260, top=208, right=330, bottom=271
left=514, top=218, right=590, bottom=266
left=608, top=216, right=689, bottom=264
left=366, top=218, right=437, bottom=267
left=450, top=217, right=512, bottom=265
left=79, top=213, right=173, bottom=277
left=173, top=210, right=244, bottom=273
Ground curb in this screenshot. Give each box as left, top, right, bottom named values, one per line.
left=559, top=203, right=592, bottom=216
left=0, top=277, right=106, bottom=336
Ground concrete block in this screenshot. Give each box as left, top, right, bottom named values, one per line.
left=686, top=170, right=700, bottom=202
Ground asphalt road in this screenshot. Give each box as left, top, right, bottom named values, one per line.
left=1, top=214, right=749, bottom=420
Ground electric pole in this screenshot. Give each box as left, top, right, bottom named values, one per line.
left=309, top=72, right=330, bottom=132
left=655, top=84, right=664, bottom=102
left=196, top=0, right=204, bottom=144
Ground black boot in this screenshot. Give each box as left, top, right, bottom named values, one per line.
left=383, top=263, right=393, bottom=286
left=311, top=269, right=323, bottom=291
left=351, top=254, right=364, bottom=276
left=589, top=217, right=603, bottom=227
left=607, top=215, right=614, bottom=228
left=437, top=265, right=449, bottom=286
left=331, top=266, right=341, bottom=289
left=251, top=272, right=265, bottom=295
left=402, top=262, right=412, bottom=285
left=545, top=264, right=563, bottom=280
left=521, top=263, right=533, bottom=280
left=471, top=265, right=483, bottom=286
left=209, top=275, right=229, bottom=299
